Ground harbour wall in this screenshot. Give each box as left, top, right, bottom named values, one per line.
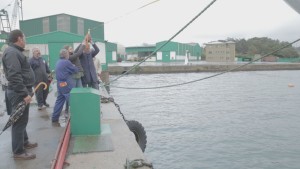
left=108, top=63, right=300, bottom=75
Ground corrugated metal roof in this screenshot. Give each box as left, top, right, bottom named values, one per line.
left=22, top=13, right=104, bottom=24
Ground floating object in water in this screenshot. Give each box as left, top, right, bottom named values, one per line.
left=288, top=83, right=295, bottom=87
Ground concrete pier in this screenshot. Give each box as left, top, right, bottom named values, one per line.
left=0, top=83, right=151, bottom=169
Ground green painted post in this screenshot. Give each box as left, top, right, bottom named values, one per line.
left=70, top=88, right=101, bottom=135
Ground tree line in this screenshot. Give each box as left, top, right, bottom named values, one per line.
left=227, top=37, right=300, bottom=58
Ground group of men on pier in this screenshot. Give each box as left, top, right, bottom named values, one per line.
left=1, top=29, right=102, bottom=160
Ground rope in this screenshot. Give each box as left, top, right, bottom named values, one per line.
left=101, top=96, right=127, bottom=121
left=125, top=158, right=153, bottom=169
left=110, top=38, right=300, bottom=90
left=108, top=0, right=218, bottom=85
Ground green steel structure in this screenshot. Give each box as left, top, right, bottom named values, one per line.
left=70, top=88, right=101, bottom=136
left=20, top=13, right=104, bottom=41
left=156, top=41, right=201, bottom=62
left=125, top=41, right=202, bottom=62
left=105, top=41, right=117, bottom=65
left=0, top=42, right=5, bottom=49
left=25, top=31, right=103, bottom=70
left=126, top=46, right=156, bottom=57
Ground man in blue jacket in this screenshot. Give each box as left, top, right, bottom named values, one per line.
left=52, top=49, right=78, bottom=123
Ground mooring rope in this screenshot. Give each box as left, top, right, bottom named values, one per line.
left=108, top=0, right=218, bottom=85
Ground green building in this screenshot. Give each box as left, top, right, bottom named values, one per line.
left=18, top=13, right=123, bottom=70
left=20, top=13, right=104, bottom=40
left=126, top=41, right=202, bottom=62
left=25, top=31, right=106, bottom=70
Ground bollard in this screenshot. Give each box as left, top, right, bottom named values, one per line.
left=70, top=88, right=101, bottom=135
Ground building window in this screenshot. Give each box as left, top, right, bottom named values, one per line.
left=42, top=17, right=49, bottom=33
left=57, top=14, right=70, bottom=32
left=77, top=18, right=84, bottom=35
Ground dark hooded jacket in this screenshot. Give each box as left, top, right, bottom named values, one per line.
left=2, top=44, right=35, bottom=97
left=29, top=56, right=50, bottom=85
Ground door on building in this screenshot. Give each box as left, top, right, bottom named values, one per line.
left=162, top=51, right=170, bottom=62
left=170, top=51, right=176, bottom=61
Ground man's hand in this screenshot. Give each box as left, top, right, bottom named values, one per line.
left=23, top=95, right=32, bottom=105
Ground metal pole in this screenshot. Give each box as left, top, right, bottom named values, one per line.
left=20, top=0, right=23, bottom=20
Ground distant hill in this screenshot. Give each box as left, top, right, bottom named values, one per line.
left=227, top=37, right=299, bottom=58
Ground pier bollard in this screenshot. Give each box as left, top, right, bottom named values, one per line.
left=70, top=88, right=101, bottom=135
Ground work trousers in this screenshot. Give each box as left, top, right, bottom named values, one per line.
left=82, top=81, right=99, bottom=90
left=34, top=81, right=49, bottom=106
left=64, top=78, right=82, bottom=112
left=52, top=90, right=70, bottom=121
left=7, top=88, right=32, bottom=154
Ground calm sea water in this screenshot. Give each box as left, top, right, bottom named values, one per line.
left=109, top=70, right=300, bottom=169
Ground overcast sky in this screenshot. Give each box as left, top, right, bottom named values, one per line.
left=1, top=0, right=300, bottom=46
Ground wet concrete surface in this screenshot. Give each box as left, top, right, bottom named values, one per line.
left=0, top=83, right=151, bottom=169
left=0, top=84, right=66, bottom=169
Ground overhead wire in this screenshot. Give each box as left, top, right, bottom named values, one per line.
left=110, top=38, right=300, bottom=89
left=108, top=0, right=218, bottom=85
left=105, top=0, right=160, bottom=25
left=0, top=0, right=14, bottom=10
left=88, top=0, right=161, bottom=32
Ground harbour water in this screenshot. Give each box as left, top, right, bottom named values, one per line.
left=109, top=70, right=300, bottom=169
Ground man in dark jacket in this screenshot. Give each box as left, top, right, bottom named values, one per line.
left=79, top=34, right=100, bottom=89
left=29, top=48, right=51, bottom=110
left=65, top=42, right=85, bottom=87
left=2, top=29, right=37, bottom=160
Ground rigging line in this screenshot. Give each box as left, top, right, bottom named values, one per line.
left=110, top=38, right=300, bottom=90
left=89, top=0, right=161, bottom=31
left=105, top=0, right=160, bottom=24
left=0, top=0, right=14, bottom=10
left=108, top=0, right=218, bottom=85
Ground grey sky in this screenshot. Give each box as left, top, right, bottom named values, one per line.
left=1, top=0, right=300, bottom=46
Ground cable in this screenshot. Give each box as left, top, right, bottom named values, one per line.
left=110, top=38, right=300, bottom=89
left=105, top=0, right=160, bottom=25
left=88, top=0, right=161, bottom=32
left=108, top=0, right=218, bottom=85
left=0, top=0, right=14, bottom=10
